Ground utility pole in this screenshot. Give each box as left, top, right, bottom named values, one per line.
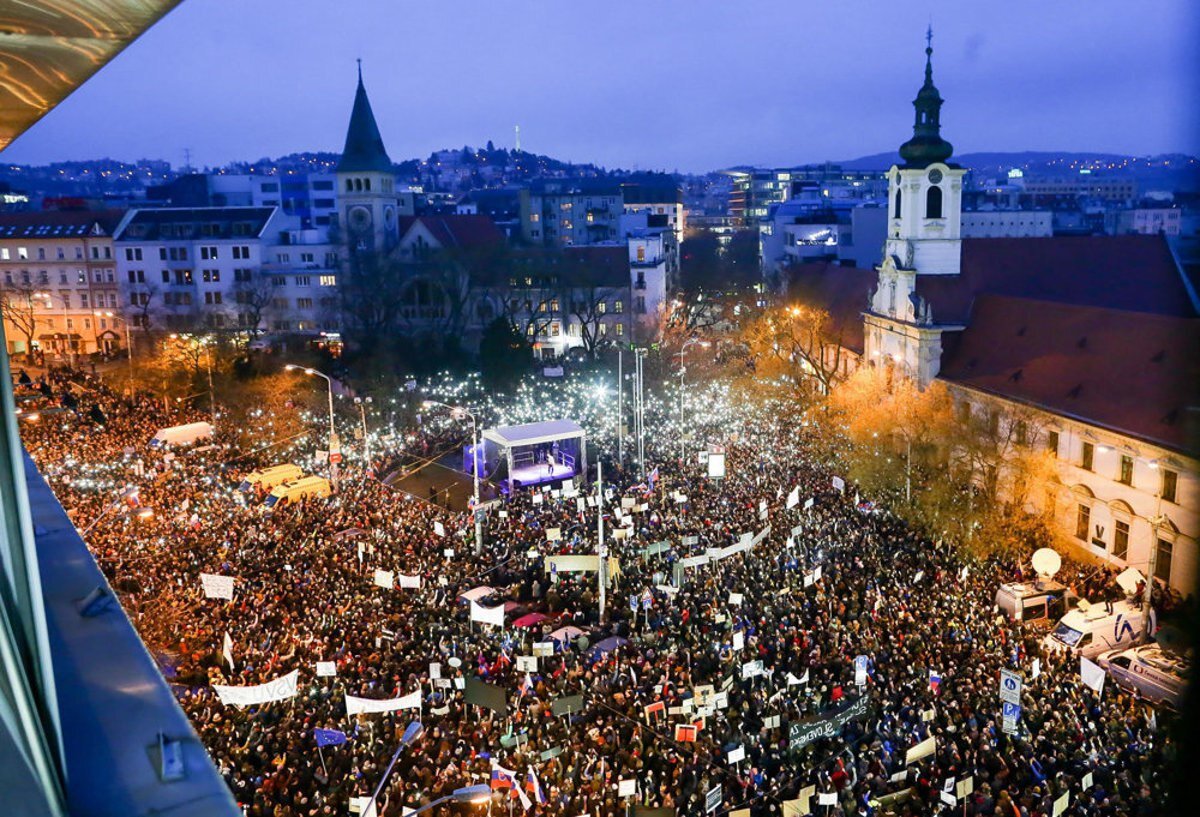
left=617, top=349, right=623, bottom=466
left=597, top=459, right=606, bottom=623
left=634, top=347, right=647, bottom=481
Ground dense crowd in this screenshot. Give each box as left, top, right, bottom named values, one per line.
left=15, top=364, right=1181, bottom=817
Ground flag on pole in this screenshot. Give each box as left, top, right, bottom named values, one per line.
left=491, top=762, right=518, bottom=790
left=648, top=466, right=659, bottom=491
left=929, top=670, right=942, bottom=694
left=222, top=631, right=235, bottom=671
left=527, top=766, right=547, bottom=804
left=314, top=728, right=348, bottom=747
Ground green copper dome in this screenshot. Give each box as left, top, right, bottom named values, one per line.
left=899, top=29, right=955, bottom=169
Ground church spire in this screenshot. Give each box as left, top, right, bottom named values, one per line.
left=337, top=63, right=393, bottom=174
left=898, top=27, right=954, bottom=168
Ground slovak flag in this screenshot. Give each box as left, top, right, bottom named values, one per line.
left=929, top=670, right=942, bottom=694
left=527, top=766, right=547, bottom=805
left=491, top=762, right=517, bottom=790
left=648, top=466, right=659, bottom=491
left=519, top=673, right=535, bottom=698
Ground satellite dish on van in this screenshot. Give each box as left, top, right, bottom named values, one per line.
left=1031, top=548, right=1062, bottom=579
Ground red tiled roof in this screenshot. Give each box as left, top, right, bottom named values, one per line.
left=939, top=293, right=1200, bottom=453
left=918, top=235, right=1197, bottom=323
left=414, top=215, right=505, bottom=250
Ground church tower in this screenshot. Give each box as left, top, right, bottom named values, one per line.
left=864, top=29, right=966, bottom=385
left=336, top=63, right=399, bottom=254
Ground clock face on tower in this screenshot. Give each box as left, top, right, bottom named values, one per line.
left=928, top=168, right=943, bottom=184
left=348, top=205, right=373, bottom=234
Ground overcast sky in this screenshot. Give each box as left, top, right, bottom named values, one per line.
left=3, top=0, right=1197, bottom=172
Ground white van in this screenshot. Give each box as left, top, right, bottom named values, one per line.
left=1044, top=599, right=1145, bottom=659
left=1097, top=643, right=1190, bottom=708
left=995, top=580, right=1074, bottom=624
left=264, top=476, right=331, bottom=508
left=150, top=421, right=214, bottom=449
left=239, top=464, right=304, bottom=494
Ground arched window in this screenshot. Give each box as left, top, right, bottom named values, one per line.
left=894, top=187, right=902, bottom=219
left=345, top=179, right=353, bottom=192
left=364, top=178, right=371, bottom=192
left=925, top=185, right=943, bottom=219
left=354, top=178, right=363, bottom=192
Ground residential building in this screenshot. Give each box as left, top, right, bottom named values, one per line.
left=786, top=37, right=1199, bottom=594
left=0, top=210, right=125, bottom=358
left=113, top=206, right=336, bottom=337
left=1105, top=206, right=1183, bottom=237
left=620, top=179, right=686, bottom=247
left=520, top=178, right=624, bottom=247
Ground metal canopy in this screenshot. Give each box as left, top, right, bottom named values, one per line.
left=482, top=419, right=586, bottom=448
left=0, top=1, right=183, bottom=151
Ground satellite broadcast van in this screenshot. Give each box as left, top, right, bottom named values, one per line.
left=149, top=421, right=214, bottom=449
left=239, top=464, right=304, bottom=494
left=264, top=476, right=331, bottom=509
left=1044, top=599, right=1145, bottom=659
left=995, top=580, right=1074, bottom=624
left=1097, top=643, right=1190, bottom=708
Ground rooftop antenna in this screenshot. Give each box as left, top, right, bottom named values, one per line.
left=182, top=147, right=192, bottom=174
left=356, top=57, right=362, bottom=81
left=514, top=124, right=521, bottom=153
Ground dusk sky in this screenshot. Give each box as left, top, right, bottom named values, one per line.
left=4, top=0, right=1197, bottom=172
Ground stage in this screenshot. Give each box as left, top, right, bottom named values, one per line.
left=510, top=460, right=575, bottom=488
left=482, top=419, right=588, bottom=493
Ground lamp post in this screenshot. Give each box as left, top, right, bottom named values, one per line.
left=424, top=399, right=482, bottom=555
left=404, top=785, right=492, bottom=817
left=355, top=396, right=373, bottom=470
left=367, top=721, right=426, bottom=817
left=676, top=338, right=708, bottom=466
left=285, top=364, right=339, bottom=484
left=596, top=459, right=606, bottom=623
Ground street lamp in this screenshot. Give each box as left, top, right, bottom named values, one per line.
left=285, top=364, right=339, bottom=483
left=355, top=396, right=373, bottom=471
left=424, top=399, right=483, bottom=555
left=677, top=338, right=709, bottom=466
left=367, top=721, right=425, bottom=817
left=404, top=785, right=492, bottom=816
left=172, top=334, right=217, bottom=426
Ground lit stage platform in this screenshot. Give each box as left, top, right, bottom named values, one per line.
left=510, top=459, right=576, bottom=488
left=482, top=419, right=588, bottom=493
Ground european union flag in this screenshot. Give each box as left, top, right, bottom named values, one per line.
left=314, top=728, right=347, bottom=747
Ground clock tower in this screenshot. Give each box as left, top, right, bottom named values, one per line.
left=336, top=62, right=399, bottom=255
left=864, top=29, right=966, bottom=386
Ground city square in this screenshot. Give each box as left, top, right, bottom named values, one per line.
left=0, top=3, right=1195, bottom=816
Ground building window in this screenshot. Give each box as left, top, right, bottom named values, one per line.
left=1047, top=430, right=1059, bottom=457
left=637, top=246, right=645, bottom=262
left=319, top=275, right=337, bottom=287
left=925, top=186, right=943, bottom=219
left=1161, top=469, right=1177, bottom=503
left=204, top=292, right=223, bottom=305
left=297, top=298, right=314, bottom=309
left=1112, top=520, right=1129, bottom=560
left=1118, top=455, right=1133, bottom=486
left=234, top=268, right=252, bottom=283
left=1080, top=441, right=1094, bottom=471
left=1075, top=504, right=1090, bottom=541
left=893, top=188, right=902, bottom=219
left=200, top=246, right=219, bottom=260
left=1155, top=539, right=1173, bottom=583
left=615, top=322, right=624, bottom=336
left=294, top=276, right=311, bottom=287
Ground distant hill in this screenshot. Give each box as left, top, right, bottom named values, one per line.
left=834, top=151, right=1200, bottom=191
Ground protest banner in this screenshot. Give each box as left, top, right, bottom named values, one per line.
left=345, top=690, right=422, bottom=715
left=213, top=669, right=298, bottom=707
left=787, top=694, right=871, bottom=751
left=200, top=573, right=235, bottom=600
left=464, top=678, right=507, bottom=716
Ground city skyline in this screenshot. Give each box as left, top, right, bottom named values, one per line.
left=2, top=0, right=1196, bottom=172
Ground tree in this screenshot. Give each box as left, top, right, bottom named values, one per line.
left=479, top=316, right=530, bottom=389
left=0, top=285, right=42, bottom=360
left=340, top=251, right=410, bottom=351
left=232, top=276, right=275, bottom=336
left=743, top=303, right=848, bottom=395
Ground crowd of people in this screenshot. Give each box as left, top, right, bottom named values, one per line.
left=14, top=363, right=1182, bottom=817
